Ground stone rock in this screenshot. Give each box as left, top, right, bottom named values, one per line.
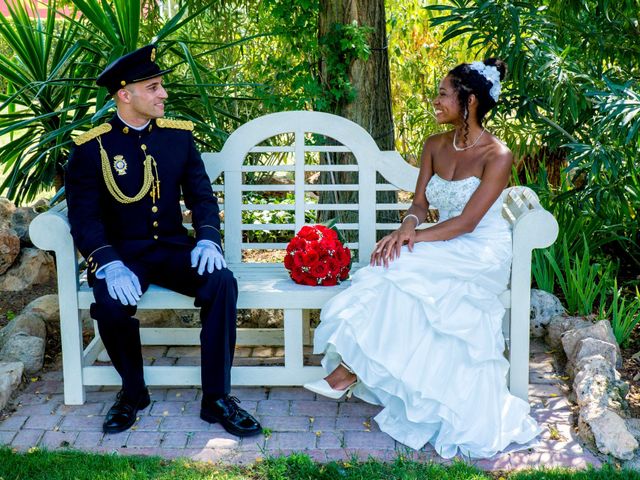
left=545, top=315, right=592, bottom=350
left=573, top=356, right=616, bottom=407
left=237, top=309, right=283, bottom=328
left=574, top=355, right=629, bottom=414
left=578, top=406, right=638, bottom=460
left=10, top=206, right=38, bottom=246
left=627, top=418, right=640, bottom=440
left=530, top=289, right=565, bottom=338
left=80, top=309, right=198, bottom=332
left=0, top=361, right=24, bottom=411
left=0, top=312, right=46, bottom=350
left=22, top=294, right=60, bottom=328
left=0, top=248, right=55, bottom=291
left=136, top=310, right=181, bottom=327
left=0, top=333, right=45, bottom=374
left=623, top=454, right=640, bottom=471
left=0, top=227, right=20, bottom=275
left=562, top=320, right=621, bottom=365
left=575, top=337, right=620, bottom=369
left=172, top=309, right=200, bottom=327
left=0, top=198, right=16, bottom=227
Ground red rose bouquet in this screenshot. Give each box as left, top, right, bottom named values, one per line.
left=284, top=224, right=351, bottom=286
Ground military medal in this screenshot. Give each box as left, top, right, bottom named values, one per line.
left=113, top=155, right=127, bottom=175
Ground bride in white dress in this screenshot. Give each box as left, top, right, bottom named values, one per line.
left=305, top=58, right=540, bottom=458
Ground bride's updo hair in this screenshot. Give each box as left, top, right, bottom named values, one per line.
left=447, top=58, right=506, bottom=142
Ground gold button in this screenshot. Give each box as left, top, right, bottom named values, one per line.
left=141, top=144, right=147, bottom=150
left=152, top=206, right=158, bottom=213
left=88, top=257, right=93, bottom=262
left=120, top=80, right=126, bottom=86
left=122, top=126, right=129, bottom=134
left=153, top=221, right=158, bottom=227
left=153, top=235, right=158, bottom=240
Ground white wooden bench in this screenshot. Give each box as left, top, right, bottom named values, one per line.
left=29, top=111, right=558, bottom=405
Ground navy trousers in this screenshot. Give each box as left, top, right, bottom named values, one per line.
left=90, top=243, right=238, bottom=398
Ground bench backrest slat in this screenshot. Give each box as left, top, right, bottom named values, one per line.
left=201, top=111, right=554, bottom=268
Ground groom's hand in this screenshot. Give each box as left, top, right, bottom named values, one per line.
left=191, top=240, right=226, bottom=275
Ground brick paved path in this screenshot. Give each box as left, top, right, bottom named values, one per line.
left=0, top=339, right=601, bottom=471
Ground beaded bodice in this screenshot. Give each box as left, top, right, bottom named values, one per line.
left=425, top=173, right=482, bottom=221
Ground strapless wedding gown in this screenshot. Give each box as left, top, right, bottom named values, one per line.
left=313, top=173, right=540, bottom=458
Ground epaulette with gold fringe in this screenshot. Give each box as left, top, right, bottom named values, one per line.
left=156, top=118, right=194, bottom=131
left=73, top=123, right=112, bottom=146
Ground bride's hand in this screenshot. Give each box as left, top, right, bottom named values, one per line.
left=370, top=224, right=416, bottom=267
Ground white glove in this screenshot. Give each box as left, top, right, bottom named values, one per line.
left=104, top=261, right=142, bottom=306
left=191, top=240, right=226, bottom=275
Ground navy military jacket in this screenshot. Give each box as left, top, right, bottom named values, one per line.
left=65, top=115, right=222, bottom=280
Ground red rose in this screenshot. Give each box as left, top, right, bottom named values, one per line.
left=336, top=247, right=351, bottom=267
left=327, top=258, right=341, bottom=275
left=323, top=227, right=338, bottom=240
left=287, top=236, right=306, bottom=253
left=285, top=224, right=351, bottom=286
left=292, top=269, right=316, bottom=285
left=293, top=251, right=305, bottom=267
left=298, top=226, right=320, bottom=241
left=320, top=236, right=338, bottom=250
left=310, top=261, right=330, bottom=279
left=284, top=253, right=294, bottom=269
left=303, top=250, right=319, bottom=265
left=307, top=243, right=323, bottom=257
left=339, top=267, right=350, bottom=280
left=304, top=273, right=318, bottom=285
left=321, top=276, right=338, bottom=286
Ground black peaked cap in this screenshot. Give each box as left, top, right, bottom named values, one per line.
left=96, top=44, right=173, bottom=95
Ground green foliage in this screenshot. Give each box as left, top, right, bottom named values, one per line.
left=426, top=0, right=640, bottom=275
left=0, top=0, right=213, bottom=203
left=428, top=0, right=640, bottom=329
left=0, top=0, right=95, bottom=203
left=387, top=0, right=471, bottom=162
left=257, top=0, right=320, bottom=111
left=316, top=21, right=374, bottom=112
left=542, top=236, right=616, bottom=317
left=599, top=280, right=640, bottom=346
left=2, top=447, right=637, bottom=479
left=242, top=192, right=316, bottom=243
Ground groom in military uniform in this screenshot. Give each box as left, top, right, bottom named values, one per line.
left=65, top=45, right=261, bottom=436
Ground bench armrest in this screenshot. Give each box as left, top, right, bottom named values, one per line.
left=29, top=205, right=81, bottom=305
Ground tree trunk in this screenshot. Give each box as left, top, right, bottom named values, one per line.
left=317, top=0, right=398, bottom=237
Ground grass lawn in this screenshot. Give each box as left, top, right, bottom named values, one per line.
left=0, top=448, right=638, bottom=480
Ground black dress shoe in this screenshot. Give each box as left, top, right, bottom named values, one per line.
left=103, top=389, right=151, bottom=434
left=200, top=395, right=262, bottom=437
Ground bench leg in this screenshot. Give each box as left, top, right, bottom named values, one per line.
left=60, top=307, right=86, bottom=405
left=284, top=309, right=304, bottom=371
left=509, top=305, right=530, bottom=403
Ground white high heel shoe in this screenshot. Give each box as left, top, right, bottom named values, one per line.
left=304, top=362, right=358, bottom=400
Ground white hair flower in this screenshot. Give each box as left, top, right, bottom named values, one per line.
left=468, top=61, right=501, bottom=102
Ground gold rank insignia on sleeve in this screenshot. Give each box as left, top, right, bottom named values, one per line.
left=73, top=123, right=113, bottom=145
left=156, top=118, right=194, bottom=131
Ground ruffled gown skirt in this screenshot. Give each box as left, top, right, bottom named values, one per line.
left=313, top=215, right=540, bottom=458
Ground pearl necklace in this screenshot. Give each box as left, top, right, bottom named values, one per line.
left=452, top=128, right=486, bottom=151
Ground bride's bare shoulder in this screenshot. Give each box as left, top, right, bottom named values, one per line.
left=423, top=131, right=451, bottom=151
left=484, top=136, right=514, bottom=172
